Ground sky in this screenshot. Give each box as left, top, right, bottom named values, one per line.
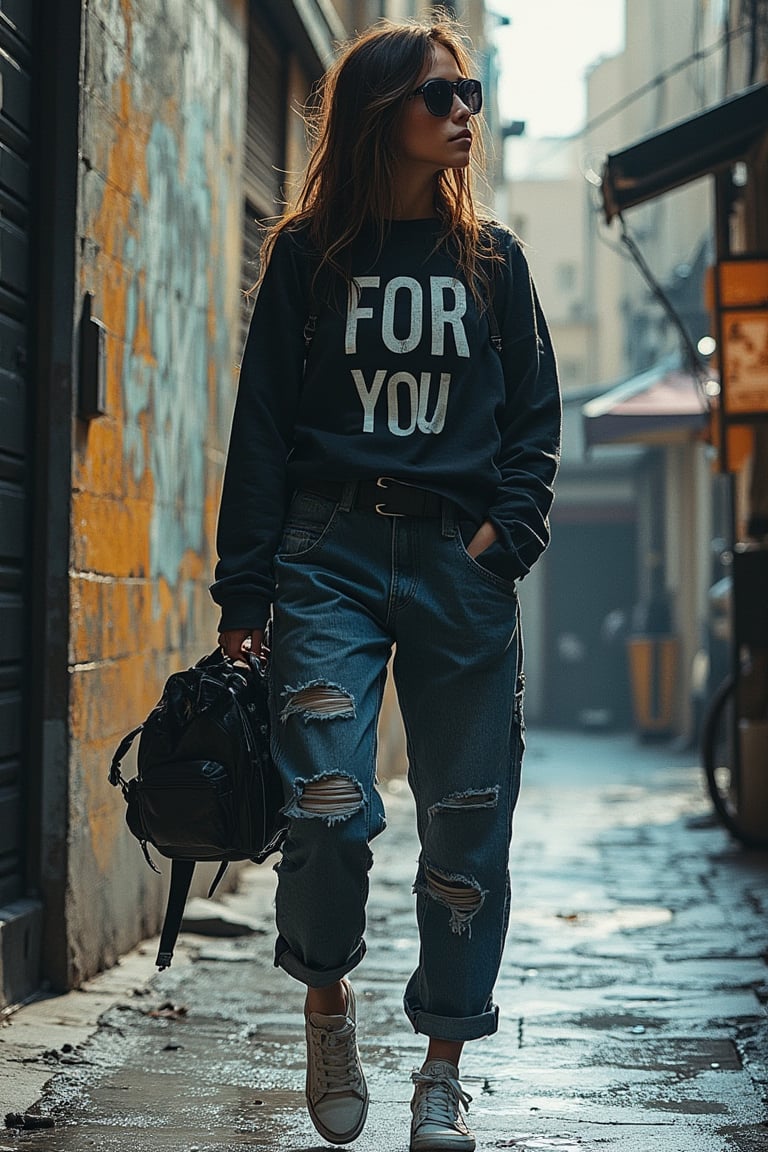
left=494, top=0, right=626, bottom=138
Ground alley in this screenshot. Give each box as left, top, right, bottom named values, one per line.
left=2, top=730, right=767, bottom=1151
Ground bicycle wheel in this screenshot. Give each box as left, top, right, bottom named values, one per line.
left=701, top=674, right=768, bottom=849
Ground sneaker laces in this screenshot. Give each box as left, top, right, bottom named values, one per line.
left=308, top=1020, right=362, bottom=1095
left=411, top=1066, right=472, bottom=1128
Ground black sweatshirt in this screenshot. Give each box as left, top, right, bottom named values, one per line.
left=211, top=219, right=561, bottom=631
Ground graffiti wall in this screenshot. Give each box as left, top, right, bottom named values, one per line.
left=69, top=0, right=247, bottom=981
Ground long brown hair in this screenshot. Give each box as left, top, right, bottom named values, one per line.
left=259, top=17, right=499, bottom=301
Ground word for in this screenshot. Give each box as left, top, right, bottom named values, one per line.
left=345, top=276, right=469, bottom=357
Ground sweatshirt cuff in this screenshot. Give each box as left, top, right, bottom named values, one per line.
left=214, top=595, right=271, bottom=633
left=487, top=513, right=543, bottom=581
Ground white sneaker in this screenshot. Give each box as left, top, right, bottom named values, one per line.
left=410, top=1059, right=475, bottom=1152
left=305, top=979, right=368, bottom=1144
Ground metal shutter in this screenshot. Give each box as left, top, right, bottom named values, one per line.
left=241, top=7, right=286, bottom=343
left=0, top=1, right=32, bottom=905
left=244, top=9, right=285, bottom=218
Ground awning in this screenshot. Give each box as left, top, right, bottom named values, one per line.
left=582, top=359, right=710, bottom=448
left=602, top=82, right=768, bottom=222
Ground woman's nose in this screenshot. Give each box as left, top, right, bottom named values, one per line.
left=452, top=94, right=471, bottom=120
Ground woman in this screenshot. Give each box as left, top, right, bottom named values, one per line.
left=213, top=18, right=560, bottom=1151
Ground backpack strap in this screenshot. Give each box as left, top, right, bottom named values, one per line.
left=108, top=723, right=144, bottom=789
left=482, top=222, right=507, bottom=356
left=487, top=295, right=502, bottom=354
left=303, top=251, right=321, bottom=353
left=156, top=859, right=196, bottom=970
left=303, top=311, right=317, bottom=352
left=207, top=860, right=229, bottom=899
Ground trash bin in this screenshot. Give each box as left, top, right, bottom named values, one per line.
left=627, top=635, right=679, bottom=738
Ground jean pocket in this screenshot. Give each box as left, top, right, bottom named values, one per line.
left=277, top=491, right=339, bottom=559
left=456, top=523, right=518, bottom=596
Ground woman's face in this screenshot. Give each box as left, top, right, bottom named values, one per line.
left=395, top=42, right=475, bottom=177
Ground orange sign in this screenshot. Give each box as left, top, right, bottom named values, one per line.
left=706, top=260, right=768, bottom=419
left=717, top=259, right=768, bottom=308
left=720, top=310, right=768, bottom=414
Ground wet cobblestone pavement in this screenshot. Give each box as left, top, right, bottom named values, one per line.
left=3, top=730, right=768, bottom=1150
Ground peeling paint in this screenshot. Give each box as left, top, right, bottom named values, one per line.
left=70, top=0, right=248, bottom=979
left=123, top=113, right=211, bottom=591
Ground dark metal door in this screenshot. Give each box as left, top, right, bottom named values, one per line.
left=545, top=518, right=638, bottom=730
left=0, top=2, right=33, bottom=908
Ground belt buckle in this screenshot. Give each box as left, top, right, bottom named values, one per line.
left=374, top=476, right=404, bottom=518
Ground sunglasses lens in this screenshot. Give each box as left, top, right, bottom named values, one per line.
left=421, top=79, right=483, bottom=116
left=423, top=80, right=453, bottom=116
left=459, top=80, right=482, bottom=114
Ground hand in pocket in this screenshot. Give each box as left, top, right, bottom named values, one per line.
left=466, top=520, right=498, bottom=559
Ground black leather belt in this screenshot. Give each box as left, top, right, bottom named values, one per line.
left=305, top=477, right=445, bottom=518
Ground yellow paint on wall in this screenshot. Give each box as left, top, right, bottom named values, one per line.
left=71, top=0, right=246, bottom=899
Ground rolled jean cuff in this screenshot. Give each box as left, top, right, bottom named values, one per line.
left=273, top=935, right=366, bottom=988
left=404, top=998, right=499, bottom=1041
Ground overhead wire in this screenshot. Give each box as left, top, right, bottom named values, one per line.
left=615, top=214, right=713, bottom=412
left=508, top=19, right=753, bottom=171
left=505, top=8, right=754, bottom=417
left=583, top=21, right=750, bottom=138
left=576, top=11, right=752, bottom=416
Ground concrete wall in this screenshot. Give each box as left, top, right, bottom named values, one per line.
left=501, top=140, right=593, bottom=396
left=584, top=50, right=626, bottom=386
left=67, top=0, right=247, bottom=983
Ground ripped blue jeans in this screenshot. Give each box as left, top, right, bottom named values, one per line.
left=269, top=483, right=525, bottom=1042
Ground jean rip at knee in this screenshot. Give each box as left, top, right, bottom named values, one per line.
left=279, top=680, right=356, bottom=724
left=414, top=786, right=500, bottom=937
left=415, top=862, right=487, bottom=937
left=283, top=771, right=365, bottom=826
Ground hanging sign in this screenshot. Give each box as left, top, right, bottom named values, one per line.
left=720, top=310, right=768, bottom=414
left=712, top=259, right=768, bottom=418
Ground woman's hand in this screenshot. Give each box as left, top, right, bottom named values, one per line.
left=466, top=519, right=498, bottom=559
left=218, top=628, right=264, bottom=663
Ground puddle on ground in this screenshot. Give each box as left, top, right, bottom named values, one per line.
left=494, top=1137, right=583, bottom=1150
left=515, top=905, right=673, bottom=938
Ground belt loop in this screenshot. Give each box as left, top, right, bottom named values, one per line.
left=339, top=481, right=357, bottom=512
left=441, top=499, right=457, bottom=539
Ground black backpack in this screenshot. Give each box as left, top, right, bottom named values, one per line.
left=108, top=650, right=285, bottom=969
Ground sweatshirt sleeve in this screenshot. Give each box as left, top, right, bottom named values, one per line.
left=486, top=234, right=562, bottom=581
left=210, top=231, right=309, bottom=631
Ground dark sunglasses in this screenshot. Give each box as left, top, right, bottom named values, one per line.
left=408, top=77, right=483, bottom=118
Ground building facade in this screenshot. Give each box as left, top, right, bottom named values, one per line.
left=585, top=0, right=768, bottom=741
left=497, top=0, right=768, bottom=739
